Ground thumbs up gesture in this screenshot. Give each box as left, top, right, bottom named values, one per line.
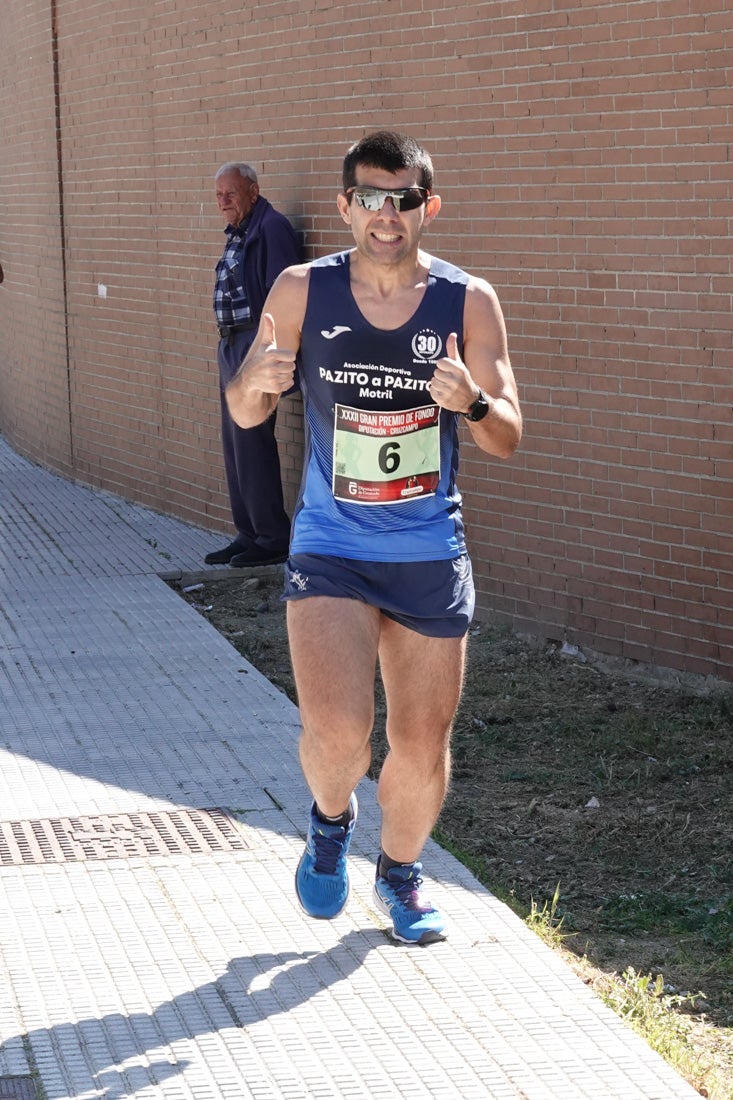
left=226, top=309, right=298, bottom=428
left=429, top=332, right=475, bottom=413
left=244, top=312, right=296, bottom=395
left=261, top=312, right=278, bottom=352
left=442, top=332, right=461, bottom=371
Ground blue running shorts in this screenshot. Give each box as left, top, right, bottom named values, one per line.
left=282, top=553, right=475, bottom=638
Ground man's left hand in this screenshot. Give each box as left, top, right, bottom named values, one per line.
left=429, top=333, right=478, bottom=414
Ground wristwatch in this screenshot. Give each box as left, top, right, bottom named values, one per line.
left=462, top=389, right=490, bottom=422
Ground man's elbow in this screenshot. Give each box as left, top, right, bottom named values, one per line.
left=225, top=385, right=273, bottom=429
left=481, top=417, right=522, bottom=460
left=494, top=435, right=521, bottom=460
left=229, top=407, right=259, bottom=429
left=500, top=417, right=523, bottom=458
left=225, top=388, right=253, bottom=429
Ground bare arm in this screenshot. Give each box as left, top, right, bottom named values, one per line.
left=225, top=265, right=310, bottom=428
left=428, top=276, right=522, bottom=459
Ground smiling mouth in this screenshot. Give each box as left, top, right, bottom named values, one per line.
left=373, top=231, right=401, bottom=243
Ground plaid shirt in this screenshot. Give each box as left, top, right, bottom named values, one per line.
left=213, top=217, right=252, bottom=326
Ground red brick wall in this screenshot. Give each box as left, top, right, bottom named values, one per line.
left=1, top=1, right=731, bottom=681
left=0, top=0, right=73, bottom=474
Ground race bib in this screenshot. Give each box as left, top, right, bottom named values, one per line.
left=332, top=403, right=441, bottom=504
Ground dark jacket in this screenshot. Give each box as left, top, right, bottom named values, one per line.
left=240, top=196, right=301, bottom=324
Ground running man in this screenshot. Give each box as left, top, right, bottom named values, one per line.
left=226, top=131, right=522, bottom=944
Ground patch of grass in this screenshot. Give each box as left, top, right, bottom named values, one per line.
left=602, top=892, right=733, bottom=947
left=501, top=766, right=555, bottom=785
left=595, top=969, right=721, bottom=1097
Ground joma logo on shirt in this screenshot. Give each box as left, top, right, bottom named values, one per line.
left=321, top=325, right=352, bottom=339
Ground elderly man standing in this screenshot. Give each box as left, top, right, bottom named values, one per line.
left=205, top=162, right=301, bottom=567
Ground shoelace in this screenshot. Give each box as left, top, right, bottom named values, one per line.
left=391, top=872, right=433, bottom=913
left=312, top=825, right=348, bottom=875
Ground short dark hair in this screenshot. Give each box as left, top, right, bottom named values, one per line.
left=342, top=131, right=434, bottom=193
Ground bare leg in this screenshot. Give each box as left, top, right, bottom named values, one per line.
left=287, top=596, right=381, bottom=816
left=376, top=618, right=466, bottom=864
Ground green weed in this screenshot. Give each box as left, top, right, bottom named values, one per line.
left=595, top=968, right=724, bottom=1096
left=526, top=883, right=571, bottom=949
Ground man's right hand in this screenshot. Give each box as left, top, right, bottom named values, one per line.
left=225, top=312, right=295, bottom=428
left=226, top=264, right=308, bottom=428
left=241, top=312, right=296, bottom=395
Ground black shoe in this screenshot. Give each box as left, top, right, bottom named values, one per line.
left=230, top=546, right=289, bottom=567
left=204, top=540, right=248, bottom=565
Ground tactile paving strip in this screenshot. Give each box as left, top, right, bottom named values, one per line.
left=0, top=809, right=251, bottom=865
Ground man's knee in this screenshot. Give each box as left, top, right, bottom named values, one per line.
left=299, top=721, right=372, bottom=775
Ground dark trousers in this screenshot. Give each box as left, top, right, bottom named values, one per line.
left=217, top=331, right=291, bottom=552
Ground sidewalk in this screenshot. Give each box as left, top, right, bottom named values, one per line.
left=0, top=434, right=700, bottom=1100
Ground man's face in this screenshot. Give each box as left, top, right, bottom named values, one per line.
left=336, top=165, right=440, bottom=266
left=215, top=170, right=259, bottom=228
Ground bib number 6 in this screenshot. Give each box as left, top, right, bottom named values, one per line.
left=378, top=440, right=401, bottom=475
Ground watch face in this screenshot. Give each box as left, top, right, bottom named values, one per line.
left=465, top=392, right=489, bottom=421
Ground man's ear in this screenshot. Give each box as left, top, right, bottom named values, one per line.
left=336, top=193, right=352, bottom=225
left=423, top=193, right=442, bottom=225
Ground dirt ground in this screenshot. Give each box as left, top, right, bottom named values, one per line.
left=175, top=567, right=732, bottom=1092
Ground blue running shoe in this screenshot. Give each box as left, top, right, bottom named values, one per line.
left=295, top=795, right=358, bottom=919
left=373, top=862, right=447, bottom=945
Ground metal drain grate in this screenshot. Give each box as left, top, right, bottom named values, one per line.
left=0, top=1079, right=39, bottom=1100
left=0, top=808, right=252, bottom=866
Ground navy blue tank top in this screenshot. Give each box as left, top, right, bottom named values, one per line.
left=291, top=250, right=469, bottom=562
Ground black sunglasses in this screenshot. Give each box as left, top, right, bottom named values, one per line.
left=346, top=186, right=429, bottom=213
